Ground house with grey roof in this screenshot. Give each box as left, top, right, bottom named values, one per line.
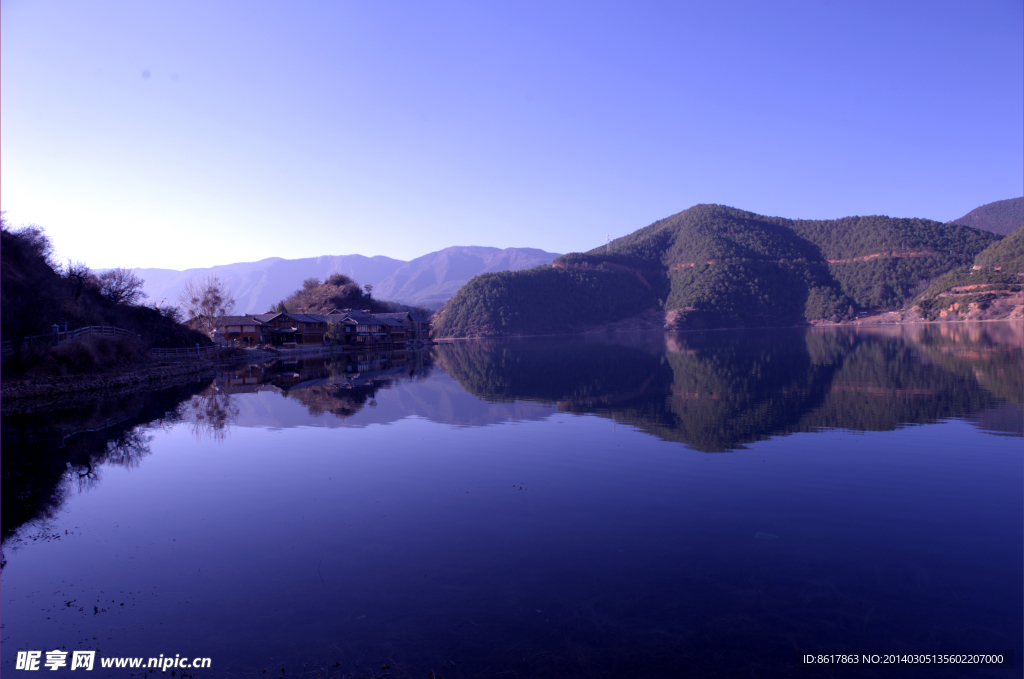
left=212, top=315, right=273, bottom=346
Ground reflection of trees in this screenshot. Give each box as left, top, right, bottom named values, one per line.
left=908, top=323, right=1023, bottom=406
left=653, top=330, right=840, bottom=450
left=798, top=333, right=1004, bottom=432
left=177, top=388, right=240, bottom=442
left=1, top=380, right=211, bottom=551
left=437, top=325, right=1023, bottom=452
left=434, top=337, right=670, bottom=405
left=103, top=427, right=155, bottom=470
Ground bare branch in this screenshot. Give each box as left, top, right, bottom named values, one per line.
left=176, top=274, right=236, bottom=334
left=97, top=268, right=147, bottom=305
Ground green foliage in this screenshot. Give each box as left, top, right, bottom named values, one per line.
left=828, top=254, right=970, bottom=309
left=439, top=204, right=1001, bottom=336
left=787, top=216, right=995, bottom=260
left=974, top=225, right=1023, bottom=272
left=324, top=321, right=347, bottom=346
left=804, top=286, right=852, bottom=322
left=913, top=226, right=1024, bottom=308
left=433, top=266, right=656, bottom=337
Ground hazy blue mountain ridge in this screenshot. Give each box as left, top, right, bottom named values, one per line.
left=135, top=247, right=560, bottom=313
left=371, top=247, right=562, bottom=308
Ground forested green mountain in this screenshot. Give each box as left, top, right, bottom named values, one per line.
left=912, top=225, right=1023, bottom=320
left=433, top=204, right=999, bottom=337
left=951, top=197, right=1023, bottom=236
left=433, top=266, right=654, bottom=337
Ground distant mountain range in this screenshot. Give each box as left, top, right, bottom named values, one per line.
left=134, top=246, right=560, bottom=314
left=952, top=197, right=1023, bottom=236
left=133, top=197, right=1018, bottom=326
left=371, top=246, right=562, bottom=308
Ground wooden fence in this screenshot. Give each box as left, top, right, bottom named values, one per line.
left=150, top=345, right=224, bottom=358
left=1, top=325, right=140, bottom=360
left=0, top=325, right=223, bottom=361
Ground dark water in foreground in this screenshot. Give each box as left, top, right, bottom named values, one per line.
left=2, top=324, right=1022, bottom=678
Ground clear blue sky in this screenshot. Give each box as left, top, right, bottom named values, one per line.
left=2, top=1, right=1021, bottom=270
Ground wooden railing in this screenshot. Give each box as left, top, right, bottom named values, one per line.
left=1, top=325, right=140, bottom=360
left=0, top=325, right=224, bottom=361
left=150, top=345, right=223, bottom=358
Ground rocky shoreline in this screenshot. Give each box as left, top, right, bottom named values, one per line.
left=0, top=342, right=437, bottom=414
left=0, top=359, right=223, bottom=414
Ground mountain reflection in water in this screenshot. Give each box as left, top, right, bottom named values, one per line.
left=4, top=326, right=1020, bottom=547
left=436, top=323, right=1023, bottom=451
left=1, top=326, right=1020, bottom=678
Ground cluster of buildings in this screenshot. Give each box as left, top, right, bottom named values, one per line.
left=211, top=309, right=432, bottom=348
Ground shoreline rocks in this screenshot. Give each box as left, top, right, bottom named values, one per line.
left=1, top=343, right=436, bottom=413
left=1, top=360, right=221, bottom=414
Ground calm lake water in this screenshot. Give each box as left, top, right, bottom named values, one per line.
left=2, top=324, right=1022, bottom=678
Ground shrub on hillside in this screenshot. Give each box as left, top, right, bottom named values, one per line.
left=51, top=335, right=146, bottom=374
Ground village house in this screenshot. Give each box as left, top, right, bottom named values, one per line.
left=214, top=309, right=424, bottom=349
left=368, top=311, right=432, bottom=341
left=332, top=309, right=408, bottom=348
left=212, top=315, right=272, bottom=346
left=251, top=312, right=331, bottom=346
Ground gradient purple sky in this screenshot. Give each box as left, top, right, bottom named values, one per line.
left=2, top=1, right=1021, bottom=269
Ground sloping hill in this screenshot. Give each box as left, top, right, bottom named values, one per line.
left=912, top=225, right=1023, bottom=321
left=434, top=265, right=654, bottom=337
left=1, top=225, right=208, bottom=356
left=371, top=246, right=560, bottom=308
left=951, top=197, right=1023, bottom=236
left=434, top=204, right=1000, bottom=338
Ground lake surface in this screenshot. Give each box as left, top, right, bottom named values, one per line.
left=2, top=324, right=1022, bottom=678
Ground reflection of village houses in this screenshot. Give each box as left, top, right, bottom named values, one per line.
left=211, top=309, right=431, bottom=348
left=215, top=349, right=433, bottom=419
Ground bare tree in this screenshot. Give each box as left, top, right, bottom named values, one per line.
left=178, top=388, right=239, bottom=442
left=363, top=283, right=373, bottom=298
left=177, top=274, right=236, bottom=334
left=61, top=259, right=99, bottom=300
left=97, top=267, right=147, bottom=305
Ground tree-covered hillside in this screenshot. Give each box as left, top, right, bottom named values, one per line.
left=1, top=221, right=210, bottom=375
left=432, top=266, right=655, bottom=338
left=433, top=204, right=1001, bottom=338
left=274, top=274, right=432, bottom=318
left=951, top=197, right=1023, bottom=236
left=912, top=225, right=1023, bottom=320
